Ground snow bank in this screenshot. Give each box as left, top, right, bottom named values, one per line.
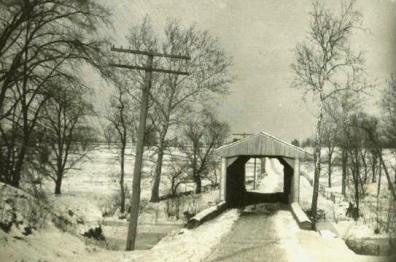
left=275, top=210, right=315, bottom=262
left=299, top=174, right=336, bottom=219
left=0, top=182, right=51, bottom=234
left=123, top=209, right=239, bottom=262
left=274, top=209, right=388, bottom=262
left=290, top=202, right=312, bottom=230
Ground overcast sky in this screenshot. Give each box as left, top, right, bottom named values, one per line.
left=96, top=0, right=396, bottom=141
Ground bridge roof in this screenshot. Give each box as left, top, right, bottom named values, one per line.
left=216, top=131, right=310, bottom=159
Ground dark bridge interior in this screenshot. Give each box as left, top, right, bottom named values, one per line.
left=225, top=156, right=294, bottom=207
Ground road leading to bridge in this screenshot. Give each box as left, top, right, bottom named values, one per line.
left=205, top=204, right=293, bottom=262
left=205, top=203, right=385, bottom=262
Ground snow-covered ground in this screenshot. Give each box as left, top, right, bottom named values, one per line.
left=0, top=145, right=229, bottom=261
left=274, top=208, right=390, bottom=262
left=243, top=154, right=395, bottom=257
left=37, top=145, right=222, bottom=248
left=124, top=209, right=239, bottom=262
left=0, top=207, right=239, bottom=262
left=2, top=145, right=395, bottom=261
left=259, top=158, right=284, bottom=193
left=206, top=202, right=389, bottom=262
left=299, top=151, right=396, bottom=256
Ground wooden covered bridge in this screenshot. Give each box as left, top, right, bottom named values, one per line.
left=188, top=131, right=312, bottom=229
left=216, top=131, right=311, bottom=207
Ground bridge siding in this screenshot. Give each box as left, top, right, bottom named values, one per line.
left=216, top=132, right=309, bottom=159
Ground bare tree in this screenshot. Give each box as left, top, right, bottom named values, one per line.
left=102, top=123, right=116, bottom=149
left=382, top=75, right=396, bottom=148
left=148, top=20, right=232, bottom=202
left=180, top=110, right=229, bottom=194
left=376, top=74, right=396, bottom=198
left=335, top=90, right=362, bottom=195
left=107, top=84, right=136, bottom=213
left=291, top=0, right=364, bottom=229
left=0, top=0, right=109, bottom=188
left=345, top=112, right=377, bottom=219
left=321, top=109, right=338, bottom=188
left=368, top=146, right=379, bottom=183
left=166, top=150, right=189, bottom=197
left=33, top=84, right=96, bottom=194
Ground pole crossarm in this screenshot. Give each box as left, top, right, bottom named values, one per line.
left=111, top=46, right=191, bottom=60
left=109, top=63, right=189, bottom=75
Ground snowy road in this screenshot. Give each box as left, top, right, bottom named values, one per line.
left=205, top=204, right=290, bottom=262
left=205, top=204, right=387, bottom=262
left=204, top=159, right=291, bottom=261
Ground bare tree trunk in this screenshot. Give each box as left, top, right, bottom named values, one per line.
left=361, top=153, right=368, bottom=184
left=342, top=147, right=348, bottom=196
left=372, top=152, right=377, bottom=183
left=328, top=149, right=333, bottom=188
left=378, top=158, right=382, bottom=197
left=194, top=175, right=202, bottom=194
left=354, top=173, right=360, bottom=220
left=311, top=102, right=323, bottom=230
left=12, top=144, right=27, bottom=188
left=171, top=175, right=177, bottom=196
left=353, top=152, right=360, bottom=220
left=394, top=168, right=396, bottom=185
left=55, top=177, right=62, bottom=195
left=365, top=132, right=395, bottom=198
left=12, top=11, right=31, bottom=189
left=378, top=152, right=396, bottom=198
left=120, top=141, right=126, bottom=213
left=150, top=132, right=167, bottom=202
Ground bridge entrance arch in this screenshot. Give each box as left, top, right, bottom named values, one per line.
left=216, top=132, right=310, bottom=207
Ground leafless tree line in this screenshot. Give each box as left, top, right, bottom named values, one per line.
left=105, top=17, right=231, bottom=212
left=292, top=0, right=395, bottom=229
left=0, top=0, right=110, bottom=194
left=0, top=1, right=231, bottom=209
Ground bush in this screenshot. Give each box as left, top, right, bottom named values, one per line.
left=165, top=194, right=199, bottom=220
left=0, top=183, right=50, bottom=234
left=82, top=225, right=106, bottom=241
left=100, top=187, right=150, bottom=218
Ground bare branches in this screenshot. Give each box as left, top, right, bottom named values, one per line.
left=292, top=0, right=364, bottom=100
left=34, top=83, right=96, bottom=194
left=0, top=0, right=110, bottom=187
left=179, top=109, right=229, bottom=194
left=291, top=0, right=366, bottom=230
left=121, top=18, right=233, bottom=202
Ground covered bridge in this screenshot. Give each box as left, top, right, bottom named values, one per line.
left=216, top=131, right=311, bottom=207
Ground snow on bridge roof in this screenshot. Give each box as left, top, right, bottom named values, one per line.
left=215, top=131, right=311, bottom=159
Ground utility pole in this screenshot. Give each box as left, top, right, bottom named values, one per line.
left=110, top=46, right=190, bottom=251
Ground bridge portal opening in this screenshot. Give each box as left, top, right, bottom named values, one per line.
left=224, top=156, right=294, bottom=207
left=244, top=158, right=284, bottom=194
left=217, top=132, right=307, bottom=208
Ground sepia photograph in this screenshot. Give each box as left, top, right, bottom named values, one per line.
left=0, top=0, right=395, bottom=261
